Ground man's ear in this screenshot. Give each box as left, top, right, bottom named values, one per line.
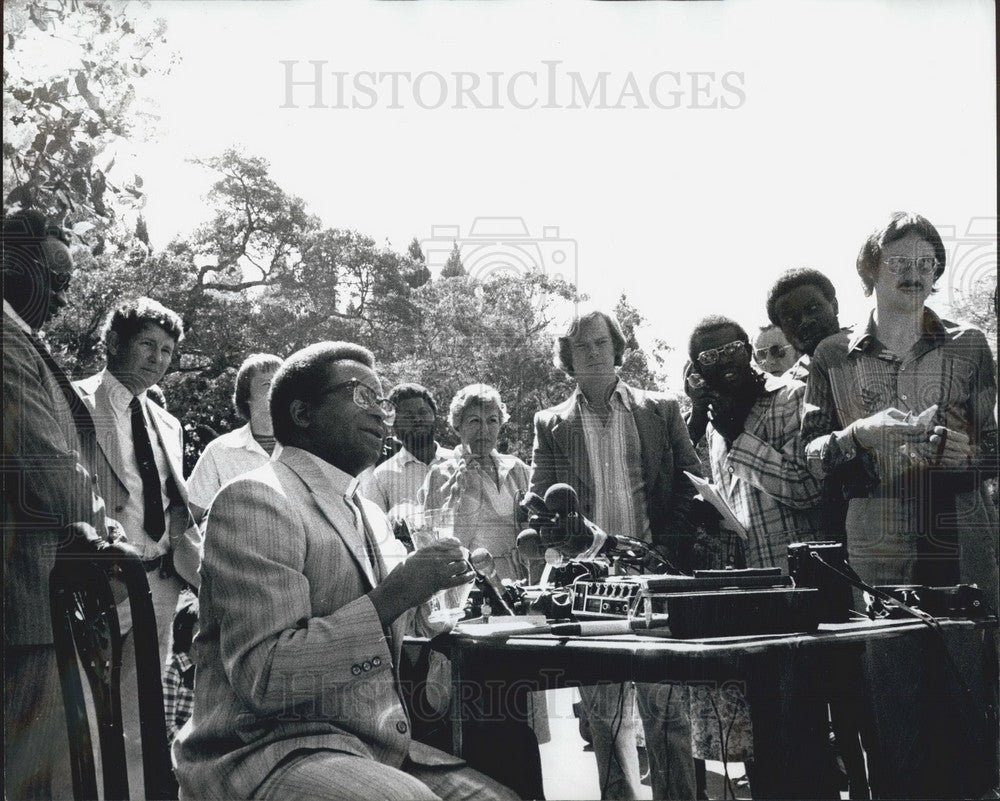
left=288, top=398, right=312, bottom=430
left=106, top=330, right=120, bottom=359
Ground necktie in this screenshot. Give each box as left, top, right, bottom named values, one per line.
left=129, top=396, right=166, bottom=539
left=350, top=494, right=385, bottom=582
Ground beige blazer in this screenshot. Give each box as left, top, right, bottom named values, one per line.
left=73, top=371, right=201, bottom=586
left=173, top=446, right=460, bottom=800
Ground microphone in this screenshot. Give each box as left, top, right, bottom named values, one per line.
left=516, top=527, right=543, bottom=554
left=543, top=483, right=582, bottom=524
left=516, top=528, right=548, bottom=584
left=470, top=548, right=515, bottom=615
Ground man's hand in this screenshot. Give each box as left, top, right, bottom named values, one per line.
left=708, top=392, right=753, bottom=445
left=851, top=406, right=933, bottom=455
left=368, top=538, right=474, bottom=628
left=905, top=425, right=973, bottom=468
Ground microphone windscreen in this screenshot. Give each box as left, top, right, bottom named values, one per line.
left=543, top=483, right=580, bottom=516
left=469, top=547, right=494, bottom=574
left=520, top=492, right=549, bottom=514
left=516, top=528, right=544, bottom=558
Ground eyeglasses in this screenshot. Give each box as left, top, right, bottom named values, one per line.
left=321, top=380, right=396, bottom=422
left=686, top=373, right=706, bottom=390
left=753, top=344, right=790, bottom=363
left=882, top=256, right=938, bottom=276
left=696, top=340, right=746, bottom=366
left=32, top=255, right=72, bottom=292
left=49, top=271, right=72, bottom=293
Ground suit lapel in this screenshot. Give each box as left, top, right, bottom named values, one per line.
left=145, top=399, right=189, bottom=505
left=551, top=398, right=594, bottom=504
left=83, top=377, right=131, bottom=492
left=627, top=387, right=666, bottom=488
left=281, top=450, right=378, bottom=590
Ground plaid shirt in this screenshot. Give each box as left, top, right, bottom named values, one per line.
left=162, top=650, right=195, bottom=743
left=707, top=374, right=824, bottom=569
left=802, top=308, right=998, bottom=485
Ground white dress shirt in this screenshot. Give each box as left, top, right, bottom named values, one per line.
left=99, top=369, right=172, bottom=554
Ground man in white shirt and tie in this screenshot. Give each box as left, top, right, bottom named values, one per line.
left=74, top=296, right=201, bottom=795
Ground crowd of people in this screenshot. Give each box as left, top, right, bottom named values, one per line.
left=3, top=206, right=997, bottom=800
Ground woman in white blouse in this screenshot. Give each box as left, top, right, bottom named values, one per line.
left=420, top=383, right=530, bottom=581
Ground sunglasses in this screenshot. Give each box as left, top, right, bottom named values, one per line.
left=321, top=379, right=396, bottom=423
left=753, top=344, right=790, bottom=363
left=696, top=340, right=746, bottom=367
left=882, top=256, right=938, bottom=277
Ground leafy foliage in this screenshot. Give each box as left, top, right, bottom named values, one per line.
left=3, top=0, right=173, bottom=252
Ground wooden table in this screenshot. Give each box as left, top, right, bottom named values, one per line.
left=433, top=616, right=997, bottom=799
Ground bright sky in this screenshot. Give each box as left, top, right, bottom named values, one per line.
left=124, top=0, right=995, bottom=391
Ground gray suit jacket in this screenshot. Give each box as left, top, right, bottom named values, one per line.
left=2, top=313, right=110, bottom=644
left=531, top=381, right=703, bottom=571
left=73, top=371, right=201, bottom=586
left=173, top=446, right=460, bottom=800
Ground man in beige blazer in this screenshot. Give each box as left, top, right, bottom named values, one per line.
left=174, top=341, right=518, bottom=801
left=74, top=297, right=202, bottom=797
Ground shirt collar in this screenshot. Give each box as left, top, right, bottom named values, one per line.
left=298, top=448, right=362, bottom=501
left=848, top=307, right=946, bottom=354
left=3, top=300, right=33, bottom=334
left=395, top=443, right=449, bottom=467
left=573, top=378, right=628, bottom=409
left=174, top=650, right=194, bottom=672
left=101, top=368, right=145, bottom=412
left=232, top=422, right=270, bottom=455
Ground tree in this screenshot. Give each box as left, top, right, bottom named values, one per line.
left=403, top=236, right=431, bottom=288
left=3, top=0, right=173, bottom=252
left=614, top=294, right=675, bottom=392
left=440, top=241, right=466, bottom=277
left=949, top=274, right=998, bottom=359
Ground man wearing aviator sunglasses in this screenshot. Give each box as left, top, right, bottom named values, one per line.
left=687, top=315, right=824, bottom=568
left=752, top=325, right=799, bottom=377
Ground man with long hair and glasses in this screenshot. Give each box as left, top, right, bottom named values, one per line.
left=800, top=212, right=999, bottom=797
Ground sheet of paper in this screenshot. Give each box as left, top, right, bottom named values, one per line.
left=684, top=471, right=749, bottom=541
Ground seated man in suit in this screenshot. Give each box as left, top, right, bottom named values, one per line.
left=174, top=341, right=518, bottom=801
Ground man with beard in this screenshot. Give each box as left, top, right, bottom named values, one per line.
left=364, top=383, right=451, bottom=518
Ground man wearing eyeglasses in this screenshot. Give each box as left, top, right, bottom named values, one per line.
left=3, top=209, right=134, bottom=799
left=685, top=316, right=828, bottom=795
left=687, top=315, right=824, bottom=570
left=752, top=324, right=799, bottom=377
left=174, top=341, right=517, bottom=801
left=802, top=212, right=997, bottom=607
